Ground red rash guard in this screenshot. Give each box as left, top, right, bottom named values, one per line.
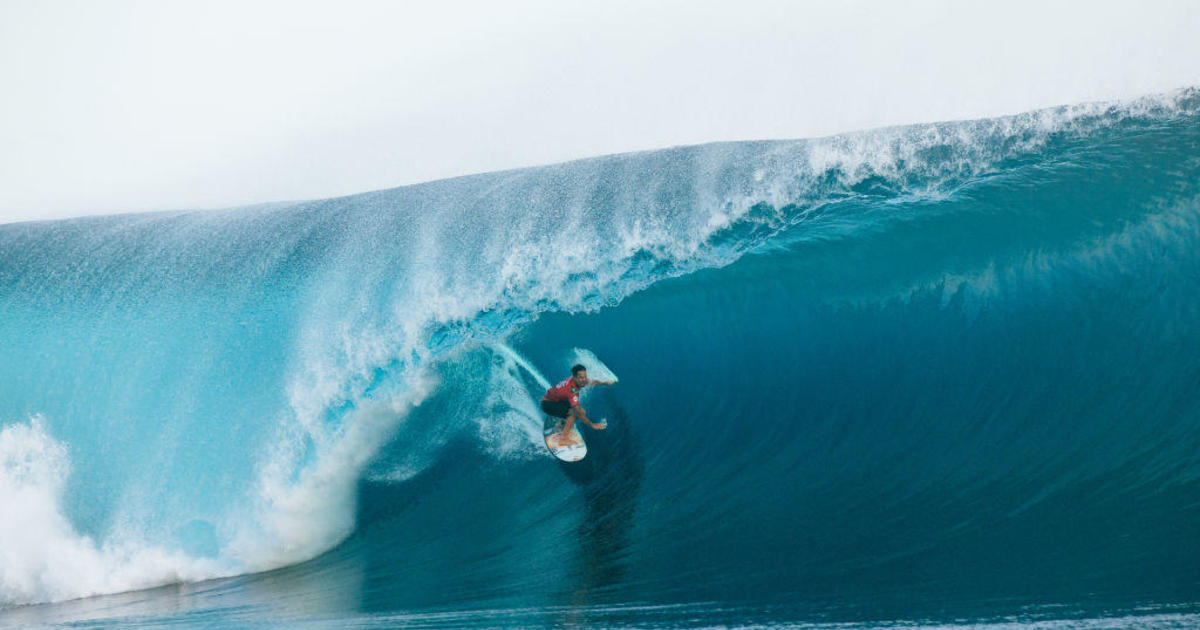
left=543, top=378, right=582, bottom=407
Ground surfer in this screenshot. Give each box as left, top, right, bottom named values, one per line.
left=542, top=364, right=614, bottom=446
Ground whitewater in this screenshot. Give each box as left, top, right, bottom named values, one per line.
left=1, top=88, right=1199, bottom=628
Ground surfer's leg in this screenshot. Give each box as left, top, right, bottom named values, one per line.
left=560, top=407, right=580, bottom=443
left=542, top=401, right=568, bottom=432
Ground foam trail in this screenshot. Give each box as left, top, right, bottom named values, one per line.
left=471, top=348, right=546, bottom=459
left=492, top=343, right=551, bottom=390
left=567, top=348, right=620, bottom=385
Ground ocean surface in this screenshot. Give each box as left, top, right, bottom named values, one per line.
left=1, top=89, right=1199, bottom=629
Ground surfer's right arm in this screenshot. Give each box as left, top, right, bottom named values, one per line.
left=576, top=405, right=607, bottom=430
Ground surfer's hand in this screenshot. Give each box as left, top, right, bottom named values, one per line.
left=591, top=420, right=607, bottom=430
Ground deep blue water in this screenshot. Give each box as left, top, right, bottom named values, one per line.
left=2, top=89, right=1200, bottom=628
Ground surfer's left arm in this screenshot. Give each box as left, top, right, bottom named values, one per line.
left=590, top=379, right=617, bottom=386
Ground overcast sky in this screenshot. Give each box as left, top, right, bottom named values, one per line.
left=1, top=0, right=1197, bottom=224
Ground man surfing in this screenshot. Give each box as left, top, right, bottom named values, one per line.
left=542, top=364, right=615, bottom=447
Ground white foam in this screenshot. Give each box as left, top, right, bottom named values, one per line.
left=229, top=370, right=438, bottom=573
left=0, top=335, right=446, bottom=606
left=0, top=417, right=228, bottom=606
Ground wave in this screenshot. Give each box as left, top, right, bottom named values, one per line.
left=0, top=88, right=1198, bottom=612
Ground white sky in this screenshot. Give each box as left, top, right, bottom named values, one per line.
left=1, top=0, right=1197, bottom=224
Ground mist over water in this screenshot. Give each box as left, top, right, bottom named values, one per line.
left=2, top=89, right=1199, bottom=627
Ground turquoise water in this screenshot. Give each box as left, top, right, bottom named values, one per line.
left=1, top=89, right=1199, bottom=628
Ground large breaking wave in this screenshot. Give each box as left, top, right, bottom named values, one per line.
left=1, top=88, right=1198, bottom=621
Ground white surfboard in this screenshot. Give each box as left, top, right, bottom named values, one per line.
left=543, top=416, right=587, bottom=462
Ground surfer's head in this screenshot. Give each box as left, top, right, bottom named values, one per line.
left=571, top=364, right=588, bottom=387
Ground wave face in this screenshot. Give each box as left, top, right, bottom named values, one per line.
left=2, top=89, right=1200, bottom=626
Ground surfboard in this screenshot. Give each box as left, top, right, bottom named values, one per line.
left=544, top=415, right=587, bottom=462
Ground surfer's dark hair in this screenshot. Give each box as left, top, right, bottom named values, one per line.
left=571, top=364, right=587, bottom=376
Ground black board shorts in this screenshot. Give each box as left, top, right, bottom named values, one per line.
left=541, top=399, right=572, bottom=419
